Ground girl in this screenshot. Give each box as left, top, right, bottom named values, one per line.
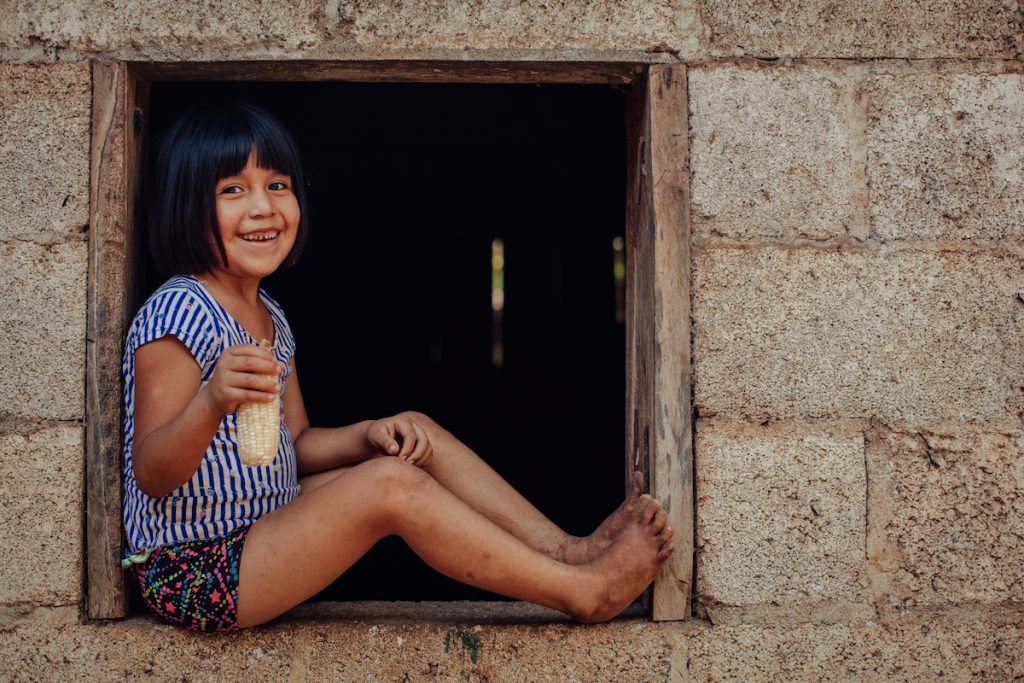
left=122, top=101, right=674, bottom=633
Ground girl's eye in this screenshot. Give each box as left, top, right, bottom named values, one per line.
left=269, top=181, right=290, bottom=191
left=218, top=185, right=243, bottom=195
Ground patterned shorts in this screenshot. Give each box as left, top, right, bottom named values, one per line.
left=132, top=526, right=250, bottom=633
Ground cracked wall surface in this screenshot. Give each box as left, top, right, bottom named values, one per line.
left=0, top=1, right=1022, bottom=680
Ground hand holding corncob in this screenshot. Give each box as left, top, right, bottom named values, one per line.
left=199, top=339, right=284, bottom=466
left=236, top=339, right=281, bottom=466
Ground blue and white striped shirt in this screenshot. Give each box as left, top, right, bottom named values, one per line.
left=122, top=275, right=300, bottom=554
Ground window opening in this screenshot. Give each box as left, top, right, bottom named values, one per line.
left=144, top=81, right=627, bottom=602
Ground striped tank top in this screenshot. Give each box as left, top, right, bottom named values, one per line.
left=122, top=274, right=300, bottom=554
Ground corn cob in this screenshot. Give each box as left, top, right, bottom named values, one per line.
left=236, top=339, right=280, bottom=467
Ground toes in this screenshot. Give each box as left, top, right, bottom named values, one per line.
left=650, top=510, right=669, bottom=535
left=659, top=525, right=675, bottom=544
left=629, top=470, right=643, bottom=497
left=657, top=542, right=675, bottom=562
left=638, top=495, right=660, bottom=524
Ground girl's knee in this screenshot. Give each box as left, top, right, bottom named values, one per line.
left=401, top=410, right=439, bottom=429
left=359, top=457, right=433, bottom=500
left=401, top=411, right=451, bottom=448
left=352, top=459, right=435, bottom=531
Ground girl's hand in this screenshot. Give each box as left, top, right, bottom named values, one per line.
left=365, top=413, right=434, bottom=467
left=201, top=343, right=285, bottom=416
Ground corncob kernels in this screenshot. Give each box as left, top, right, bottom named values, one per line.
left=236, top=339, right=280, bottom=467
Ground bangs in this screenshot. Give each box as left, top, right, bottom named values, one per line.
left=206, top=105, right=303, bottom=182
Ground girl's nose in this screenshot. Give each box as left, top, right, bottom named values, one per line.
left=248, top=188, right=275, bottom=217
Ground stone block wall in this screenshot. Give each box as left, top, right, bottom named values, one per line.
left=690, top=61, right=1024, bottom=625
left=1, top=61, right=91, bottom=617
left=0, top=1, right=1021, bottom=680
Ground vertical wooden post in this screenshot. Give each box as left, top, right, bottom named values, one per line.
left=86, top=60, right=148, bottom=619
left=625, top=67, right=654, bottom=498
left=625, top=64, right=693, bottom=621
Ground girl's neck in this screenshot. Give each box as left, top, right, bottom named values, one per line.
left=194, top=271, right=261, bottom=306
left=193, top=271, right=275, bottom=345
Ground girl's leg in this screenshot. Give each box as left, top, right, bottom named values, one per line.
left=296, top=465, right=352, bottom=495
left=403, top=411, right=646, bottom=563
left=235, top=457, right=673, bottom=628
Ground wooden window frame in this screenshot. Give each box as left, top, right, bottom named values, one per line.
left=86, top=59, right=693, bottom=621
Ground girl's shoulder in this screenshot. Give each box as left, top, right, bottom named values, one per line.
left=132, top=275, right=217, bottom=326
left=126, top=275, right=223, bottom=368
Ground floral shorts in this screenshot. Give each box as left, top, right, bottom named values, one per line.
left=130, top=526, right=249, bottom=633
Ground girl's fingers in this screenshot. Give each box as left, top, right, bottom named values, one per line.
left=234, top=356, right=284, bottom=375
left=377, top=421, right=400, bottom=455
left=240, top=389, right=278, bottom=403
left=407, top=421, right=431, bottom=464
left=396, top=418, right=418, bottom=460
left=368, top=421, right=396, bottom=456
left=226, top=371, right=280, bottom=396
left=223, top=345, right=285, bottom=375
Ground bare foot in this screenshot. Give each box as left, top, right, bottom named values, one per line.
left=561, top=471, right=647, bottom=565
left=569, top=495, right=675, bottom=623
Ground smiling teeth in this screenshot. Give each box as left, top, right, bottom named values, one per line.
left=242, top=232, right=278, bottom=242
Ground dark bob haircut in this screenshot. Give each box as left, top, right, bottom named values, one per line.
left=146, top=101, right=309, bottom=278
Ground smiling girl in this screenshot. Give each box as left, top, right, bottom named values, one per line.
left=122, top=101, right=674, bottom=632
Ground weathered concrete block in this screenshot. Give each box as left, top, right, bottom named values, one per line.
left=0, top=1, right=323, bottom=58
left=701, top=0, right=1023, bottom=59
left=2, top=609, right=1022, bottom=682
left=0, top=62, right=90, bottom=243
left=0, top=425, right=83, bottom=606
left=0, top=241, right=87, bottom=421
left=689, top=65, right=862, bottom=241
left=869, top=428, right=1024, bottom=605
left=683, top=616, right=1024, bottom=682
left=0, top=0, right=705, bottom=57
left=343, top=0, right=701, bottom=53
left=696, top=420, right=867, bottom=606
left=0, top=606, right=676, bottom=682
left=868, top=73, right=1024, bottom=241
left=693, top=247, right=1024, bottom=425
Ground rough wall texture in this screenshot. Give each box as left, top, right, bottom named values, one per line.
left=867, top=73, right=1024, bottom=241
left=0, top=0, right=1021, bottom=680
left=0, top=240, right=89, bottom=423
left=0, top=62, right=91, bottom=243
left=2, top=608, right=1023, bottom=682
left=868, top=426, right=1024, bottom=606
left=0, top=426, right=84, bottom=606
left=696, top=421, right=867, bottom=606
left=689, top=64, right=863, bottom=241
left=700, top=0, right=1024, bottom=59
left=693, top=247, right=1024, bottom=425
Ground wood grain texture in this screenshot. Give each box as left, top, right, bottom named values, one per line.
left=624, top=68, right=655, bottom=614
left=625, top=68, right=653, bottom=492
left=86, top=60, right=146, bottom=619
left=647, top=64, right=693, bottom=622
left=132, top=60, right=640, bottom=85
left=625, top=65, right=693, bottom=621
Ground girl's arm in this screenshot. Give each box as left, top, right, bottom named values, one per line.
left=284, top=359, right=435, bottom=473
left=133, top=336, right=282, bottom=497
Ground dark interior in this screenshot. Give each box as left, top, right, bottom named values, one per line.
left=144, top=80, right=627, bottom=601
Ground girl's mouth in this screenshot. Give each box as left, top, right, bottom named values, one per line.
left=240, top=230, right=280, bottom=243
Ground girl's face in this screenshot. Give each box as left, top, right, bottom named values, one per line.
left=212, top=149, right=300, bottom=281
